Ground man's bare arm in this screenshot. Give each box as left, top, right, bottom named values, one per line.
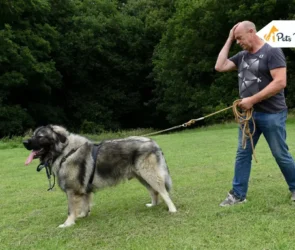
left=215, top=39, right=237, bottom=72
left=239, top=67, right=286, bottom=110
left=215, top=23, right=240, bottom=72
left=251, top=67, right=286, bottom=103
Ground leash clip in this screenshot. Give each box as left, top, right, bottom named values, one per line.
left=37, top=163, right=45, bottom=172
left=36, top=162, right=55, bottom=191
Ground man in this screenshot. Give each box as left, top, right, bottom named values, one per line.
left=215, top=20, right=295, bottom=206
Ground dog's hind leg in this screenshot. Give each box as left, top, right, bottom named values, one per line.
left=136, top=171, right=177, bottom=213
left=137, top=153, right=177, bottom=212
left=149, top=183, right=176, bottom=212
left=134, top=174, right=159, bottom=207
left=158, top=188, right=177, bottom=213
left=59, top=191, right=81, bottom=228
left=146, top=189, right=159, bottom=207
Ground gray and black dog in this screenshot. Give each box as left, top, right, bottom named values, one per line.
left=23, top=125, right=177, bottom=227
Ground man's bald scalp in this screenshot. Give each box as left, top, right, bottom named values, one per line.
left=239, top=21, right=256, bottom=32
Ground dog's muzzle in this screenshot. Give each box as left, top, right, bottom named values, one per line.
left=23, top=140, right=32, bottom=150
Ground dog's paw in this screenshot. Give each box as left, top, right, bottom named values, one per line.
left=77, top=211, right=89, bottom=218
left=58, top=222, right=75, bottom=228
left=145, top=203, right=155, bottom=208
left=169, top=208, right=177, bottom=213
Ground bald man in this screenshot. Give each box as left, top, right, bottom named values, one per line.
left=215, top=21, right=295, bottom=206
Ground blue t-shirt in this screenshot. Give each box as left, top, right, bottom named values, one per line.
left=229, top=43, right=287, bottom=113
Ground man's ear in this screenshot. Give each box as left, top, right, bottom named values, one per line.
left=56, top=133, right=67, bottom=143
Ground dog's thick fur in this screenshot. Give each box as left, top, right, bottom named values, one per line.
left=23, top=125, right=177, bottom=227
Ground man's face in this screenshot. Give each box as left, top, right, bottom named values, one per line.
left=234, top=26, right=252, bottom=51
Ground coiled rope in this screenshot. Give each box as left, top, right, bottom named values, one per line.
left=142, top=99, right=257, bottom=162
left=232, top=100, right=257, bottom=163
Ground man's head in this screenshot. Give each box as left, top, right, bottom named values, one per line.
left=234, top=21, right=257, bottom=51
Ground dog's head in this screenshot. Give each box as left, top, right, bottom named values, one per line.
left=23, top=125, right=69, bottom=165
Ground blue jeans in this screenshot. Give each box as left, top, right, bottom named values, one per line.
left=232, top=109, right=295, bottom=199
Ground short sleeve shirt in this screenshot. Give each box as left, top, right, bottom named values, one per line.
left=229, top=43, right=287, bottom=113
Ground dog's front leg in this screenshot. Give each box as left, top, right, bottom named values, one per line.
left=58, top=191, right=79, bottom=228
left=77, top=193, right=93, bottom=218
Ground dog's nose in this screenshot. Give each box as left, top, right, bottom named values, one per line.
left=23, top=140, right=31, bottom=150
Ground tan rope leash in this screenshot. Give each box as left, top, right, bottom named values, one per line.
left=142, top=99, right=258, bottom=162
left=141, top=106, right=233, bottom=137
left=232, top=100, right=257, bottom=163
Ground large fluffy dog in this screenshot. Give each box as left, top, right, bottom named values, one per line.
left=23, top=125, right=177, bottom=227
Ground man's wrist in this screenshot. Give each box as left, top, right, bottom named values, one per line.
left=249, top=95, right=259, bottom=105
left=227, top=38, right=234, bottom=43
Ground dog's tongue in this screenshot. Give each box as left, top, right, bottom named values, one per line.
left=25, top=151, right=37, bottom=165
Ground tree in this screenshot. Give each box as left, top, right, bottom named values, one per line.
left=52, top=0, right=175, bottom=131
left=0, top=0, right=62, bottom=137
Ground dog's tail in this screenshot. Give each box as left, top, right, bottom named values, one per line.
left=161, top=153, right=172, bottom=193
left=165, top=170, right=172, bottom=193
left=152, top=142, right=173, bottom=193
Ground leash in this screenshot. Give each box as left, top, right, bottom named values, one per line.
left=37, top=162, right=55, bottom=191
left=141, top=106, right=233, bottom=137
left=142, top=99, right=258, bottom=162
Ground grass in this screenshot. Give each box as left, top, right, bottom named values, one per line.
left=1, top=119, right=295, bottom=250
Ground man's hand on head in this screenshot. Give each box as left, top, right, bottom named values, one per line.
left=228, top=23, right=240, bottom=42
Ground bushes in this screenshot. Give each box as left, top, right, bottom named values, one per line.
left=0, top=105, right=34, bottom=138
left=80, top=120, right=105, bottom=134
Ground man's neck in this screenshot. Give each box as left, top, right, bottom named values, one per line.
left=248, top=38, right=265, bottom=54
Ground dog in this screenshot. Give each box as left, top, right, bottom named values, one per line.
left=23, top=125, right=177, bottom=227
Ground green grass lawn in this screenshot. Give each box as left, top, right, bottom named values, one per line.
left=1, top=120, right=295, bottom=250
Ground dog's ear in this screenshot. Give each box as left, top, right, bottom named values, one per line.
left=49, top=125, right=69, bottom=144
left=56, top=133, right=67, bottom=143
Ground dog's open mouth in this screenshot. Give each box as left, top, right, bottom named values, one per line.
left=25, top=149, right=44, bottom=165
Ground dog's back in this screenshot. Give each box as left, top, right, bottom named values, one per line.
left=92, top=136, right=168, bottom=184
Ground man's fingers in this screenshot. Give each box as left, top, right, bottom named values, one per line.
left=233, top=22, right=240, bottom=29
left=231, top=23, right=240, bottom=33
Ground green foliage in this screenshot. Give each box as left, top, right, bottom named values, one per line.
left=0, top=0, right=295, bottom=136
left=0, top=135, right=24, bottom=149
left=80, top=120, right=105, bottom=134
left=0, top=105, right=34, bottom=138
left=48, top=0, right=175, bottom=131
left=0, top=1, right=62, bottom=136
